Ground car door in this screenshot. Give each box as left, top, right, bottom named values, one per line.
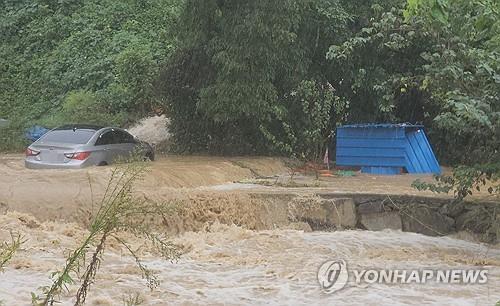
left=114, top=130, right=137, bottom=159
left=95, top=130, right=121, bottom=164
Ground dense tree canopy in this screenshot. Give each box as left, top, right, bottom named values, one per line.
left=0, top=0, right=181, bottom=127
left=158, top=0, right=397, bottom=155
left=327, top=0, right=499, bottom=165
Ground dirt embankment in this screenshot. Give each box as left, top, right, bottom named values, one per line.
left=2, top=153, right=497, bottom=226
left=0, top=154, right=287, bottom=222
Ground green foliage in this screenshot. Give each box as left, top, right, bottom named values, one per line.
left=158, top=0, right=498, bottom=166
left=260, top=80, right=347, bottom=161
left=37, top=90, right=127, bottom=128
left=0, top=232, right=23, bottom=271
left=405, top=1, right=500, bottom=201
left=0, top=0, right=181, bottom=145
left=158, top=0, right=350, bottom=154
left=115, top=43, right=157, bottom=113
left=413, top=163, right=500, bottom=200
left=404, top=0, right=449, bottom=24
left=413, top=0, right=500, bottom=164
left=0, top=126, right=29, bottom=153
left=329, top=0, right=499, bottom=197
left=1, top=0, right=498, bottom=172
left=327, top=7, right=433, bottom=124
left=327, top=2, right=499, bottom=166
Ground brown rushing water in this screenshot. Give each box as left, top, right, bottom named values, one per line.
left=0, top=212, right=499, bottom=306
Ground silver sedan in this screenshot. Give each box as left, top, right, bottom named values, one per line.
left=25, top=125, right=154, bottom=169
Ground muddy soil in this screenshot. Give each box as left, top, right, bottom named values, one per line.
left=0, top=154, right=286, bottom=221
left=3, top=153, right=496, bottom=225
left=0, top=153, right=460, bottom=222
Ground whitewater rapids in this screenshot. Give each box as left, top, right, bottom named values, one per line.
left=0, top=213, right=498, bottom=306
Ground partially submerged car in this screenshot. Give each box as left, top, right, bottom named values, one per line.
left=25, top=125, right=154, bottom=169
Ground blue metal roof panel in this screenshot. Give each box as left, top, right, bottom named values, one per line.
left=335, top=123, right=440, bottom=175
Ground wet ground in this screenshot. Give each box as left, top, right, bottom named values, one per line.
left=0, top=154, right=286, bottom=221
left=0, top=154, right=460, bottom=222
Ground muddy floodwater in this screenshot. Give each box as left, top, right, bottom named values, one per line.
left=1, top=155, right=499, bottom=305
left=0, top=212, right=499, bottom=306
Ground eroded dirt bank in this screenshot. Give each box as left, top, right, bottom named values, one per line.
left=0, top=153, right=452, bottom=223
left=0, top=154, right=287, bottom=221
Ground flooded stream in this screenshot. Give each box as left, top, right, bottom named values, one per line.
left=1, top=155, right=498, bottom=305
left=0, top=213, right=499, bottom=306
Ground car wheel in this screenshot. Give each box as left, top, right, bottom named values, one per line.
left=98, top=161, right=108, bottom=166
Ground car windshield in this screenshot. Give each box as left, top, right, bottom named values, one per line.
left=39, top=129, right=96, bottom=144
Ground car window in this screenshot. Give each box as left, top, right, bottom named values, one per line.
left=115, top=130, right=135, bottom=144
left=95, top=131, right=118, bottom=146
left=39, top=129, right=95, bottom=144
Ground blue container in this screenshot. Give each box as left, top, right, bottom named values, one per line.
left=25, top=125, right=50, bottom=142
left=336, top=124, right=441, bottom=175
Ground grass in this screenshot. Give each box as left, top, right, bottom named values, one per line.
left=31, top=159, right=180, bottom=305
left=0, top=232, right=23, bottom=306
left=123, top=293, right=144, bottom=306
left=0, top=232, right=23, bottom=270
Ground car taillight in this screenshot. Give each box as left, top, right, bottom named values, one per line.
left=64, top=152, right=91, bottom=160
left=25, top=148, right=40, bottom=156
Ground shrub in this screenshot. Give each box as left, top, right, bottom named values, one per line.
left=260, top=80, right=348, bottom=161
left=37, top=90, right=127, bottom=128
left=31, top=160, right=179, bottom=305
